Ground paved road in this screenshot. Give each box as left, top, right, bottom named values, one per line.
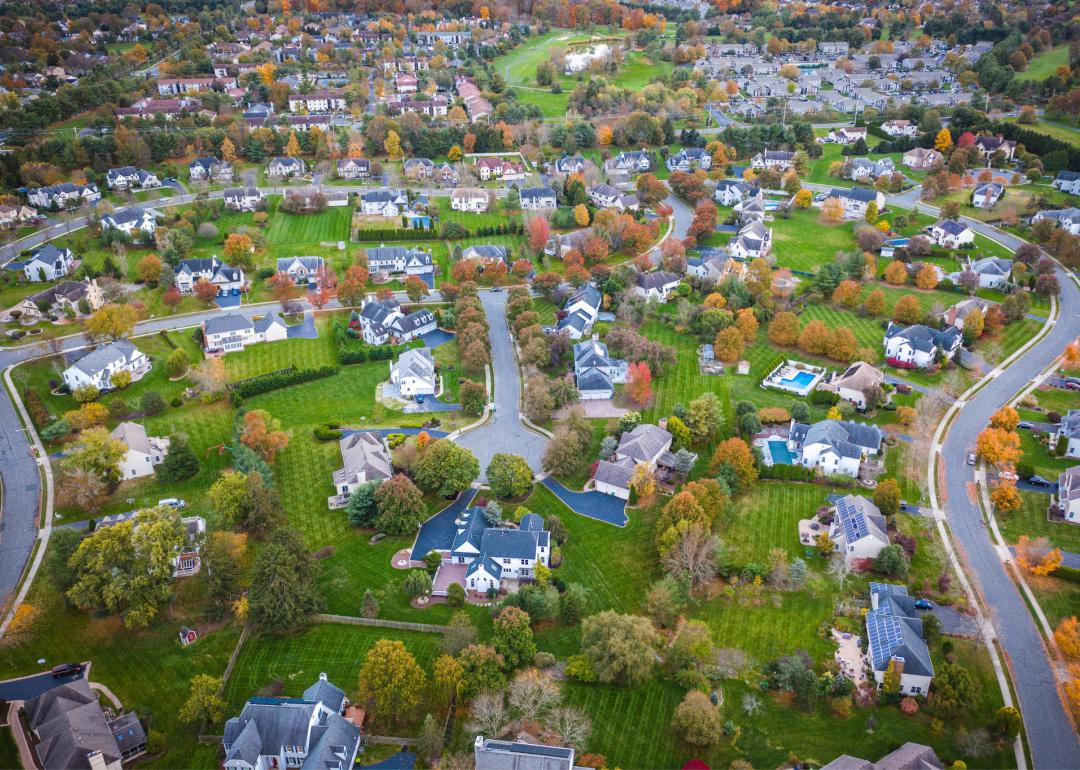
left=455, top=291, right=548, bottom=478
left=940, top=258, right=1080, bottom=769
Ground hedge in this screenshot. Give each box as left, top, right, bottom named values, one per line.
left=811, top=390, right=841, bottom=406
left=229, top=365, right=339, bottom=400
left=339, top=345, right=396, bottom=365
left=1053, top=565, right=1080, bottom=585
left=760, top=463, right=815, bottom=482
left=314, top=425, right=345, bottom=441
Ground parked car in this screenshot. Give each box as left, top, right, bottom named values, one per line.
left=914, top=599, right=933, bottom=610
left=415, top=394, right=425, bottom=404
left=51, top=662, right=82, bottom=678
left=1028, top=476, right=1053, bottom=488
left=1067, top=381, right=1080, bottom=392
left=158, top=498, right=186, bottom=509
left=1018, top=421, right=1034, bottom=430
left=967, top=452, right=976, bottom=466
left=893, top=383, right=912, bottom=395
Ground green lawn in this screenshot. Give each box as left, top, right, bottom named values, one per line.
left=770, top=208, right=863, bottom=273
left=1014, top=45, right=1068, bottom=82
left=1027, top=574, right=1080, bottom=629
left=1002, top=117, right=1080, bottom=150
left=998, top=490, right=1080, bottom=553
left=725, top=481, right=827, bottom=565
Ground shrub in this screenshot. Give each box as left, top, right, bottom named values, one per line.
left=446, top=582, right=466, bottom=607
left=313, top=425, right=344, bottom=441
left=23, top=389, right=50, bottom=427
left=170, top=396, right=183, bottom=408
left=141, top=391, right=166, bottom=415
left=72, top=384, right=100, bottom=403
left=534, top=651, right=556, bottom=668
left=230, top=366, right=339, bottom=399
left=40, top=419, right=71, bottom=441
left=758, top=407, right=791, bottom=424
left=811, top=390, right=840, bottom=405
left=565, top=654, right=597, bottom=682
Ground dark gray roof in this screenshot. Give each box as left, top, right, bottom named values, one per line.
left=828, top=186, right=878, bottom=203
left=24, top=678, right=124, bottom=770
left=1060, top=409, right=1080, bottom=439
left=253, top=313, right=285, bottom=334
left=26, top=243, right=70, bottom=266
left=933, top=218, right=968, bottom=236
left=69, top=339, right=139, bottom=376
left=205, top=313, right=253, bottom=336
left=594, top=458, right=635, bottom=489
left=635, top=271, right=680, bottom=291
left=303, top=675, right=346, bottom=714
left=520, top=186, right=555, bottom=200
left=565, top=282, right=601, bottom=310
left=617, top=423, right=672, bottom=463
left=791, top=419, right=884, bottom=457
left=885, top=323, right=962, bottom=354
left=463, top=244, right=507, bottom=262
left=476, top=738, right=574, bottom=770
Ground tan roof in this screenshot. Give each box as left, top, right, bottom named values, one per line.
left=111, top=421, right=152, bottom=454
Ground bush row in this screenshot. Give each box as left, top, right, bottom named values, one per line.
left=339, top=346, right=396, bottom=364
left=230, top=365, right=339, bottom=400
left=759, top=463, right=816, bottom=482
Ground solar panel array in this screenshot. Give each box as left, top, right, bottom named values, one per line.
left=866, top=611, right=906, bottom=667
left=836, top=496, right=870, bottom=541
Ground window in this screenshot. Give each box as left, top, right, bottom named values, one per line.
left=503, top=558, right=511, bottom=564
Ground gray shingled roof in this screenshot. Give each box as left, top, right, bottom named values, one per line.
left=69, top=339, right=139, bottom=376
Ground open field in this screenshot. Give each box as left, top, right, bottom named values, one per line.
left=998, top=490, right=1080, bottom=553
left=1001, top=117, right=1080, bottom=150
left=1014, top=46, right=1069, bottom=82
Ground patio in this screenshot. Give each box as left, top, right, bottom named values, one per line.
left=831, top=628, right=867, bottom=685
left=432, top=563, right=467, bottom=596
left=798, top=513, right=828, bottom=547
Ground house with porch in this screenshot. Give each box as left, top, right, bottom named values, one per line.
left=787, top=418, right=884, bottom=478
left=106, top=166, right=160, bottom=190
left=174, top=257, right=245, bottom=294
left=359, top=188, right=408, bottom=217
left=434, top=508, right=550, bottom=597
left=277, top=256, right=325, bottom=286
left=337, top=157, right=370, bottom=179
left=365, top=245, right=434, bottom=277
left=633, top=270, right=681, bottom=302
left=450, top=187, right=489, bottom=212
left=817, top=361, right=887, bottom=410
left=1058, top=410, right=1080, bottom=459
left=100, top=207, right=159, bottom=237
left=947, top=256, right=1012, bottom=290
left=556, top=282, right=602, bottom=339
left=520, top=186, right=556, bottom=210
left=18, top=279, right=102, bottom=320
left=21, top=244, right=74, bottom=282
left=202, top=312, right=288, bottom=353
left=927, top=218, right=974, bottom=249
left=884, top=323, right=963, bottom=368
left=1033, top=206, right=1080, bottom=236
left=1055, top=465, right=1080, bottom=523
left=223, top=187, right=264, bottom=211
left=188, top=156, right=234, bottom=182
left=824, top=187, right=885, bottom=219
left=266, top=156, right=306, bottom=178
left=355, top=298, right=436, bottom=344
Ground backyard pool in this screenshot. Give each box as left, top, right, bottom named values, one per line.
left=780, top=370, right=816, bottom=390
left=767, top=439, right=796, bottom=465
left=762, top=359, right=826, bottom=397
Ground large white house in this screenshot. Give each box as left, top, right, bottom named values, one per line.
left=222, top=187, right=264, bottom=211
left=174, top=257, right=245, bottom=294
left=106, top=166, right=160, bottom=190
left=276, top=256, right=325, bottom=286
left=100, top=207, right=159, bottom=237
left=390, top=347, right=437, bottom=397
left=750, top=149, right=794, bottom=170
left=438, top=507, right=550, bottom=597
left=556, top=282, right=602, bottom=339
left=1033, top=207, right=1080, bottom=236
left=593, top=424, right=674, bottom=499
left=829, top=494, right=890, bottom=565
left=824, top=187, right=885, bottom=219
left=474, top=737, right=573, bottom=770
left=111, top=421, right=170, bottom=479
left=359, top=188, right=408, bottom=217
left=450, top=187, right=489, bottom=212
left=355, top=298, right=436, bottom=344
left=866, top=583, right=935, bottom=696
left=330, top=431, right=393, bottom=503
left=787, top=418, right=884, bottom=478
left=633, top=270, right=682, bottom=303
left=947, top=256, right=1012, bottom=290
left=189, top=156, right=233, bottom=182
left=1056, top=465, right=1080, bottom=523
left=1058, top=410, right=1080, bottom=459
left=665, top=147, right=711, bottom=172
left=365, top=245, right=434, bottom=277
left=520, top=187, right=556, bottom=210
left=202, top=312, right=288, bottom=353
left=27, top=182, right=100, bottom=210
left=884, top=323, right=963, bottom=369
left=21, top=244, right=74, bottom=282
left=727, top=220, right=772, bottom=260
left=222, top=674, right=361, bottom=770
left=926, top=219, right=974, bottom=249
left=573, top=337, right=627, bottom=400
left=1053, top=170, right=1080, bottom=196
left=266, top=156, right=306, bottom=178
left=63, top=340, right=150, bottom=391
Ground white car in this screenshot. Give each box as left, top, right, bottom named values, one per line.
left=158, top=498, right=186, bottom=509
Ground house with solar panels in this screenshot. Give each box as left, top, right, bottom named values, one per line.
left=865, top=583, right=934, bottom=696
left=474, top=736, right=574, bottom=770
left=829, top=495, right=890, bottom=566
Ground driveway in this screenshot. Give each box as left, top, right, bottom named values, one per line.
left=360, top=751, right=416, bottom=769
left=454, top=291, right=548, bottom=478
left=932, top=604, right=979, bottom=637
left=419, top=329, right=454, bottom=349
left=540, top=478, right=628, bottom=527
left=0, top=668, right=84, bottom=701
left=286, top=312, right=318, bottom=339
left=410, top=488, right=477, bottom=560
left=215, top=292, right=242, bottom=309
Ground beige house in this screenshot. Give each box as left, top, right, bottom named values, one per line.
left=818, top=361, right=888, bottom=410
left=111, top=421, right=170, bottom=479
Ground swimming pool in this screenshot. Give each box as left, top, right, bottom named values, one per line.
left=767, top=440, right=795, bottom=465
left=780, top=370, right=816, bottom=389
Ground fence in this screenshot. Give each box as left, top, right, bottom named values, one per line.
left=313, top=613, right=448, bottom=634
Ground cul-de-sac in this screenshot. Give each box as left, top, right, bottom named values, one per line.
left=0, top=2, right=1078, bottom=769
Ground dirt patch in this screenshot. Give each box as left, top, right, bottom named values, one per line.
left=966, top=481, right=979, bottom=504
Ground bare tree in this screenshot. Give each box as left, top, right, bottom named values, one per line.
left=828, top=551, right=852, bottom=592
left=466, top=691, right=509, bottom=739
left=741, top=692, right=763, bottom=716
left=190, top=358, right=227, bottom=393
left=59, top=466, right=108, bottom=513
left=661, top=523, right=720, bottom=590
left=547, top=706, right=592, bottom=749
left=508, top=669, right=561, bottom=724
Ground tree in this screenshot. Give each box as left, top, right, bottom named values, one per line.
left=962, top=307, right=984, bottom=344
left=415, top=440, right=480, bottom=497
left=221, top=137, right=237, bottom=163
left=179, top=675, right=226, bottom=725
left=162, top=287, right=183, bottom=312
left=374, top=474, right=427, bottom=534
left=573, top=204, right=590, bottom=227
left=224, top=233, right=254, bottom=264
left=248, top=527, right=321, bottom=631
left=405, top=275, right=429, bottom=303
left=914, top=263, right=939, bottom=290
left=893, top=295, right=922, bottom=325
left=486, top=454, right=533, bottom=500
left=191, top=358, right=227, bottom=393
left=929, top=663, right=978, bottom=717
left=768, top=311, right=800, bottom=346
left=194, top=277, right=219, bottom=305
left=239, top=409, right=289, bottom=462
left=347, top=481, right=380, bottom=527
left=883, top=659, right=902, bottom=697
left=794, top=189, right=813, bottom=208
left=404, top=570, right=433, bottom=598
left=864, top=200, right=879, bottom=225
left=166, top=348, right=190, bottom=379
left=934, top=128, right=953, bottom=153
left=820, top=197, right=845, bottom=224
left=467, top=690, right=509, bottom=737
left=285, top=132, right=302, bottom=157
left=67, top=507, right=184, bottom=628
left=137, top=254, right=163, bottom=284
left=458, top=644, right=507, bottom=700
left=549, top=706, right=592, bottom=749
left=626, top=361, right=653, bottom=407
left=989, top=479, right=1022, bottom=512
left=417, top=714, right=443, bottom=765
left=975, top=427, right=1022, bottom=466
left=527, top=216, right=551, bottom=252
left=493, top=606, right=537, bottom=669
left=1016, top=535, right=1062, bottom=576
left=509, top=668, right=561, bottom=722
left=357, top=639, right=426, bottom=725
left=829, top=327, right=857, bottom=362
left=156, top=435, right=199, bottom=483
left=460, top=380, right=488, bottom=417
left=384, top=130, right=403, bottom=159
left=685, top=393, right=722, bottom=442
left=832, top=279, right=861, bottom=309
left=875, top=544, right=910, bottom=578
left=580, top=611, right=660, bottom=686
left=85, top=303, right=137, bottom=340
left=989, top=406, right=1019, bottom=431
left=636, top=173, right=668, bottom=207
left=713, top=326, right=744, bottom=363
left=67, top=427, right=126, bottom=488
left=1054, top=616, right=1080, bottom=660
left=338, top=264, right=369, bottom=307
left=735, top=307, right=759, bottom=342
left=661, top=522, right=719, bottom=590
left=671, top=690, right=723, bottom=747
left=884, top=260, right=909, bottom=285
left=873, top=479, right=901, bottom=517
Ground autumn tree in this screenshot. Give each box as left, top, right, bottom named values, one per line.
left=768, top=311, right=800, bottom=346
left=85, top=303, right=137, bottom=340
left=934, top=128, right=953, bottom=153
left=625, top=361, right=653, bottom=407
left=863, top=288, right=886, bottom=316
left=1015, top=535, right=1062, bottom=576
left=1054, top=617, right=1080, bottom=660
left=989, top=405, right=1019, bottom=431
left=820, top=197, right=845, bottom=224
left=671, top=690, right=723, bottom=747
left=573, top=204, right=590, bottom=227
left=709, top=437, right=758, bottom=488
left=137, top=254, right=163, bottom=284
left=239, top=409, right=289, bottom=462
left=832, top=279, right=861, bottom=309
left=357, top=639, right=426, bottom=725
left=963, top=307, right=985, bottom=344
left=193, top=278, right=219, bottom=305
left=735, top=307, right=759, bottom=342
left=373, top=474, right=427, bottom=535
left=975, top=427, right=1022, bottom=466
left=338, top=264, right=369, bottom=307
left=914, top=263, right=939, bottom=290
left=989, top=479, right=1022, bottom=512
left=883, top=260, right=909, bottom=285
left=527, top=215, right=551, bottom=253
left=893, top=295, right=922, bottom=325
left=713, top=326, right=744, bottom=363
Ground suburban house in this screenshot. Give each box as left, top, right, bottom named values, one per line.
left=948, top=256, right=1012, bottom=290
left=355, top=298, right=436, bottom=344
left=288, top=90, right=346, bottom=111
left=818, top=361, right=888, bottom=410
left=902, top=147, right=943, bottom=170
left=927, top=218, right=974, bottom=248
left=330, top=431, right=393, bottom=504
left=277, top=256, right=325, bottom=286
left=222, top=674, right=361, bottom=770
left=573, top=337, right=627, bottom=400
left=687, top=251, right=744, bottom=285
left=21, top=244, right=74, bottom=282
left=474, top=737, right=574, bottom=770
left=825, top=187, right=885, bottom=219
left=359, top=188, right=409, bottom=217
left=940, top=296, right=998, bottom=327
left=829, top=494, right=890, bottom=566
left=174, top=257, right=245, bottom=295
left=884, top=323, right=963, bottom=368
left=450, top=187, right=489, bottom=212
left=63, top=340, right=151, bottom=391
left=106, top=166, right=160, bottom=190
left=202, top=312, right=288, bottom=354
left=188, top=156, right=234, bottom=182
left=728, top=220, right=772, bottom=260
left=519, top=186, right=557, bottom=210
left=111, top=421, right=170, bottom=479
left=1055, top=465, right=1080, bottom=524
left=1032, top=207, right=1080, bottom=236
left=866, top=583, right=935, bottom=696
left=25, top=678, right=147, bottom=770
left=337, top=157, right=371, bottom=179
left=714, top=179, right=759, bottom=207
left=633, top=270, right=682, bottom=302
left=266, top=156, right=306, bottom=178
left=0, top=204, right=38, bottom=228
left=665, top=147, right=712, bottom=172
left=593, top=423, right=675, bottom=499
left=365, top=245, right=434, bottom=277
left=173, top=515, right=207, bottom=578
left=735, top=193, right=766, bottom=224
left=751, top=149, right=795, bottom=170
left=223, top=187, right=264, bottom=211
left=974, top=134, right=1016, bottom=161
left=390, top=347, right=437, bottom=397
left=18, top=279, right=103, bottom=320
left=436, top=507, right=550, bottom=597
left=27, top=181, right=101, bottom=209
left=552, top=155, right=587, bottom=175
left=823, top=743, right=943, bottom=770
left=100, top=207, right=159, bottom=237
left=847, top=157, right=895, bottom=182
left=824, top=126, right=867, bottom=145
left=556, top=282, right=602, bottom=339
left=461, top=244, right=508, bottom=266
left=1053, top=170, right=1080, bottom=196
left=403, top=157, right=435, bottom=180
left=545, top=227, right=594, bottom=258
left=606, top=150, right=652, bottom=176
left=1058, top=409, right=1080, bottom=459
left=971, top=182, right=1004, bottom=209
left=475, top=157, right=526, bottom=181
left=787, top=418, right=884, bottom=478
left=882, top=119, right=918, bottom=137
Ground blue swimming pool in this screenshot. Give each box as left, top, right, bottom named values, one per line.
left=780, top=370, right=816, bottom=389
left=768, top=440, right=795, bottom=465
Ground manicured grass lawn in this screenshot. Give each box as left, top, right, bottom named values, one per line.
left=1002, top=117, right=1080, bottom=150
left=725, top=481, right=829, bottom=565
left=222, top=317, right=339, bottom=381
left=1027, top=574, right=1080, bottom=628
left=997, top=490, right=1080, bottom=553
left=797, top=304, right=884, bottom=360
left=1, top=568, right=240, bottom=770
left=266, top=204, right=352, bottom=246
left=1026, top=385, right=1079, bottom=415
left=1014, top=45, right=1068, bottom=82
left=435, top=196, right=519, bottom=230
left=770, top=208, right=861, bottom=273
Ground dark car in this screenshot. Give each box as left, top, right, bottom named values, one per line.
left=1018, top=421, right=1034, bottom=430
left=1028, top=476, right=1053, bottom=488
left=914, top=599, right=933, bottom=610
left=51, top=662, right=82, bottom=678
left=1067, top=381, right=1080, bottom=392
